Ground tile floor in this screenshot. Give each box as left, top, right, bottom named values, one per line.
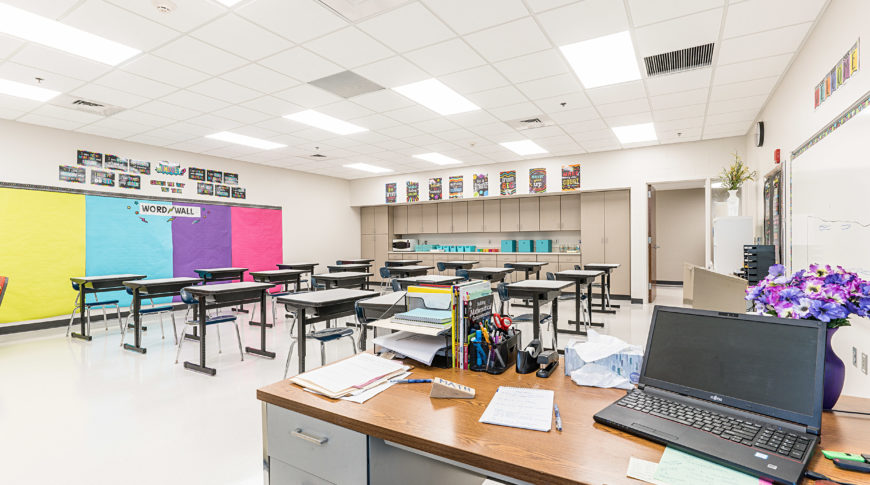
left=0, top=287, right=683, bottom=484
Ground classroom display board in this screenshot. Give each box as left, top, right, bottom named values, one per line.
left=0, top=187, right=282, bottom=324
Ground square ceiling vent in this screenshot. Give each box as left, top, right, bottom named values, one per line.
left=507, top=115, right=554, bottom=132
left=50, top=95, right=124, bottom=117
left=309, top=70, right=384, bottom=98
left=317, top=0, right=412, bottom=22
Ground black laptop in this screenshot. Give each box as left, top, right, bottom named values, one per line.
left=594, top=306, right=826, bottom=485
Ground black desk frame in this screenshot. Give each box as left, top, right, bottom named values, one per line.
left=249, top=271, right=304, bottom=328
left=70, top=275, right=145, bottom=341
left=504, top=285, right=563, bottom=351
left=124, top=278, right=201, bottom=354
left=554, top=273, right=605, bottom=337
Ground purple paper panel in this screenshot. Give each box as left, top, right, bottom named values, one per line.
left=172, top=203, right=231, bottom=280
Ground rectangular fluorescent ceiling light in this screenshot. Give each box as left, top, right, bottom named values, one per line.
left=206, top=132, right=287, bottom=150
left=612, top=122, right=657, bottom=144
left=413, top=153, right=462, bottom=165
left=0, top=4, right=140, bottom=66
left=0, top=78, right=60, bottom=102
left=344, top=163, right=393, bottom=173
left=560, top=31, right=640, bottom=88
left=216, top=0, right=245, bottom=5
left=500, top=139, right=548, bottom=156
left=283, top=110, right=368, bottom=135
left=393, top=79, right=479, bottom=116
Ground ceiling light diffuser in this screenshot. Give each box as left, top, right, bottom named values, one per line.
left=0, top=78, right=61, bottom=102
left=412, top=153, right=462, bottom=165
left=0, top=3, right=141, bottom=66
left=500, top=139, right=548, bottom=156
left=283, top=110, right=368, bottom=135
left=393, top=79, right=479, bottom=116
left=560, top=31, right=641, bottom=89
left=611, top=122, right=657, bottom=144
left=343, top=163, right=393, bottom=173
left=206, top=132, right=287, bottom=150
left=215, top=0, right=245, bottom=6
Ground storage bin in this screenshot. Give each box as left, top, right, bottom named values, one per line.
left=517, top=240, right=533, bottom=252
left=535, top=240, right=552, bottom=252
left=500, top=240, right=517, bottom=252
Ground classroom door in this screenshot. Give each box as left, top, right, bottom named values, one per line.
left=648, top=185, right=657, bottom=303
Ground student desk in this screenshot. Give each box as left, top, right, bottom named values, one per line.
left=356, top=291, right=406, bottom=350
left=313, top=272, right=372, bottom=290
left=257, top=359, right=870, bottom=485
left=181, top=282, right=274, bottom=376
left=276, top=288, right=377, bottom=373
left=466, top=266, right=514, bottom=283
left=584, top=263, right=621, bottom=312
left=553, top=270, right=605, bottom=336
left=505, top=261, right=548, bottom=280
left=384, top=259, right=422, bottom=267
left=395, top=274, right=464, bottom=290
left=276, top=263, right=318, bottom=290
left=122, top=277, right=202, bottom=353
left=386, top=265, right=434, bottom=278
left=69, top=274, right=146, bottom=341
left=250, top=269, right=306, bottom=327
left=338, top=259, right=375, bottom=265
left=505, top=279, right=571, bottom=351
left=192, top=267, right=247, bottom=283
left=440, top=260, right=479, bottom=271
left=326, top=263, right=372, bottom=273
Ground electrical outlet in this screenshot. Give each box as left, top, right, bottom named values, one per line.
left=863, top=353, right=869, bottom=375
left=854, top=347, right=859, bottom=367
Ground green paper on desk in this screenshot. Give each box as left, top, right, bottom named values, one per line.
left=652, top=447, right=772, bottom=485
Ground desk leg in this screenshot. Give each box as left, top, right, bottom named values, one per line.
left=184, top=298, right=216, bottom=376
left=297, top=308, right=307, bottom=374
left=605, top=271, right=621, bottom=309
left=124, top=288, right=146, bottom=354
left=247, top=291, right=276, bottom=359
left=587, top=281, right=604, bottom=328
left=71, top=287, right=91, bottom=341
left=551, top=295, right=559, bottom=351
left=591, top=273, right=617, bottom=314
left=531, top=294, right=540, bottom=342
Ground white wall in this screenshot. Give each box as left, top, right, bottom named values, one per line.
left=0, top=119, right=360, bottom=270
left=743, top=0, right=870, bottom=398
left=350, top=136, right=746, bottom=302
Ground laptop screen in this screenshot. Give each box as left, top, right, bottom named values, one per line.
left=641, top=307, right=824, bottom=427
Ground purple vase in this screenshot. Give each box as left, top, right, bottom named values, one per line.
left=823, top=326, right=845, bottom=410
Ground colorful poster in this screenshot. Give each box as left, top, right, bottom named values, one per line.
left=231, top=187, right=246, bottom=199
left=385, top=183, right=397, bottom=203
left=215, top=185, right=231, bottom=198
left=561, top=164, right=581, bottom=191
left=500, top=171, right=516, bottom=196
left=816, top=41, right=860, bottom=109
left=529, top=168, right=546, bottom=193
left=77, top=150, right=102, bottom=167
left=59, top=165, right=85, bottom=183
left=429, top=177, right=442, bottom=200
left=207, top=170, right=223, bottom=183
left=472, top=173, right=488, bottom=197
left=819, top=81, right=826, bottom=103
left=119, top=174, right=140, bottom=189
left=814, top=85, right=820, bottom=109
left=129, top=160, right=150, bottom=175
left=188, top=167, right=206, bottom=181
left=156, top=161, right=186, bottom=176
left=843, top=57, right=851, bottom=82
left=104, top=154, right=128, bottom=171
left=224, top=172, right=239, bottom=185
left=91, top=170, right=115, bottom=187
left=197, top=182, right=214, bottom=196
left=406, top=181, right=419, bottom=202
left=449, top=175, right=463, bottom=199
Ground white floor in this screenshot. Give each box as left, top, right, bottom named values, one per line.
left=0, top=287, right=683, bottom=485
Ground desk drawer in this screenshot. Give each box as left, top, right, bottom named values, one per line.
left=267, top=404, right=367, bottom=485
left=270, top=457, right=333, bottom=485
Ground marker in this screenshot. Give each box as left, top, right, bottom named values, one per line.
left=390, top=379, right=432, bottom=384
left=554, top=403, right=563, bottom=432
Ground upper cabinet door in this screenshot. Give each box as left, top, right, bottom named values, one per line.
left=560, top=194, right=581, bottom=231
left=361, top=206, right=375, bottom=235
left=581, top=192, right=605, bottom=264
left=539, top=196, right=561, bottom=231
left=483, top=199, right=501, bottom=232
left=422, top=204, right=438, bottom=233
left=437, top=202, right=453, bottom=233
left=392, top=206, right=408, bottom=235
left=373, top=206, right=390, bottom=235
left=500, top=198, right=519, bottom=232
left=407, top=205, right=423, bottom=233
left=519, top=198, right=540, bottom=231
left=452, top=201, right=468, bottom=233
left=467, top=201, right=484, bottom=232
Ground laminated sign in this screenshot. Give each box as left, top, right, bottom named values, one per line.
left=138, top=203, right=201, bottom=218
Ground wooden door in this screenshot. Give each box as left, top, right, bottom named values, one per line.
left=392, top=206, right=408, bottom=235
left=580, top=192, right=605, bottom=264
left=467, top=200, right=484, bottom=232
left=560, top=194, right=581, bottom=231
left=605, top=190, right=632, bottom=297
left=452, top=201, right=468, bottom=232
left=437, top=203, right=453, bottom=233
left=407, top=205, right=423, bottom=233
left=483, top=200, right=500, bottom=232
left=519, top=198, right=540, bottom=231
left=422, top=204, right=438, bottom=233
left=500, top=198, right=519, bottom=232
left=361, top=206, right=375, bottom=235
left=539, top=196, right=561, bottom=231
left=647, top=185, right=656, bottom=303
left=373, top=206, right=389, bottom=234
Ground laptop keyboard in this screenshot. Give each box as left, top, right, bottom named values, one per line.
left=617, top=390, right=811, bottom=461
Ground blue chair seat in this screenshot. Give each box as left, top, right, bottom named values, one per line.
left=269, top=291, right=293, bottom=297
left=139, top=305, right=173, bottom=314
left=513, top=313, right=551, bottom=323
left=310, top=327, right=353, bottom=342
left=84, top=300, right=119, bottom=307
left=186, top=314, right=237, bottom=325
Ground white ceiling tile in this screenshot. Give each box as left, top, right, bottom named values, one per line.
left=436, top=128, right=477, bottom=142
left=596, top=99, right=651, bottom=117
left=466, top=86, right=528, bottom=109
left=412, top=117, right=459, bottom=133
left=2, top=0, right=80, bottom=18
left=83, top=117, right=153, bottom=136
left=352, top=90, right=413, bottom=112
left=645, top=68, right=712, bottom=96
left=108, top=109, right=173, bottom=128
left=93, top=70, right=177, bottom=98
left=706, top=94, right=766, bottom=114
left=62, top=0, right=177, bottom=51
left=11, top=45, right=112, bottom=81
left=628, top=0, right=725, bottom=27
left=404, top=133, right=446, bottom=146
left=136, top=100, right=200, bottom=120
left=305, top=27, right=393, bottom=69
left=237, top=0, right=348, bottom=44
left=449, top=109, right=499, bottom=126
left=534, top=92, right=592, bottom=113
left=714, top=54, right=791, bottom=85
left=633, top=8, right=722, bottom=57
left=421, top=0, right=528, bottom=35
left=537, top=0, right=629, bottom=46
left=358, top=2, right=454, bottom=52
left=152, top=37, right=247, bottom=76
left=515, top=73, right=581, bottom=100
left=17, top=113, right=86, bottom=130
left=70, top=83, right=149, bottom=108
left=405, top=39, right=486, bottom=76
left=220, top=64, right=298, bottom=94
left=28, top=104, right=103, bottom=124
left=440, top=65, right=510, bottom=94
left=185, top=113, right=244, bottom=131
left=524, top=126, right=567, bottom=139
left=703, top=120, right=752, bottom=134
left=318, top=100, right=374, bottom=120
left=653, top=104, right=707, bottom=121
left=232, top=125, right=281, bottom=140
left=241, top=96, right=304, bottom=117
left=0, top=34, right=24, bottom=58
left=561, top=117, right=609, bottom=134
left=121, top=55, right=211, bottom=88
left=584, top=141, right=622, bottom=153
left=77, top=124, right=147, bottom=140
left=585, top=81, right=646, bottom=104
left=603, top=111, right=653, bottom=126
left=348, top=113, right=402, bottom=130
left=724, top=0, right=825, bottom=38
left=273, top=84, right=341, bottom=108
left=126, top=133, right=177, bottom=146
left=188, top=78, right=261, bottom=104
left=384, top=105, right=440, bottom=124
left=161, top=90, right=230, bottom=112
left=488, top=102, right=541, bottom=122
left=259, top=47, right=343, bottom=83
left=709, top=76, right=777, bottom=101
left=654, top=117, right=704, bottom=131
left=494, top=49, right=568, bottom=84
left=164, top=138, right=226, bottom=153
left=0, top=62, right=84, bottom=93
left=104, top=0, right=223, bottom=32
left=705, top=109, right=759, bottom=125
left=212, top=105, right=273, bottom=125
left=353, top=56, right=429, bottom=89
left=649, top=87, right=709, bottom=109
left=190, top=13, right=291, bottom=60
left=717, top=22, right=811, bottom=65
left=464, top=18, right=551, bottom=63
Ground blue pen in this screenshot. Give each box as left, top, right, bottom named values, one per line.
left=390, top=379, right=432, bottom=384
left=554, top=403, right=563, bottom=432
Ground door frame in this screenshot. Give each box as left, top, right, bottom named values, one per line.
left=647, top=184, right=657, bottom=303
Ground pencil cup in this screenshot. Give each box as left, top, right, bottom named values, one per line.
left=469, top=329, right=520, bottom=374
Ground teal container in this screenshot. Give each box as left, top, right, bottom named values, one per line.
left=501, top=240, right=517, bottom=252
left=517, top=240, right=534, bottom=252
left=535, top=240, right=552, bottom=252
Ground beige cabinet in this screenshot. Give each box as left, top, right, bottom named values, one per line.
left=361, top=235, right=375, bottom=280
left=558, top=254, right=582, bottom=273
left=361, top=206, right=375, bottom=235
left=433, top=254, right=453, bottom=274
left=417, top=254, right=435, bottom=268
left=467, top=201, right=484, bottom=232
left=539, top=196, right=561, bottom=231
left=500, top=198, right=519, bottom=232
left=581, top=192, right=605, bottom=265
left=422, top=204, right=438, bottom=233
left=452, top=202, right=468, bottom=233
left=392, top=206, right=408, bottom=235
left=483, top=200, right=500, bottom=232
left=407, top=205, right=423, bottom=233
left=519, top=198, right=540, bottom=231
left=560, top=194, right=581, bottom=231
left=374, top=234, right=388, bottom=281
left=604, top=190, right=631, bottom=296
left=496, top=254, right=518, bottom=282
left=477, top=255, right=497, bottom=266
left=437, top=203, right=453, bottom=233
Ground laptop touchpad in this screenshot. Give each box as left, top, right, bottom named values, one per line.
left=633, top=424, right=679, bottom=442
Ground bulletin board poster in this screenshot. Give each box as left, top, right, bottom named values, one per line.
left=91, top=170, right=115, bottom=187
left=77, top=150, right=102, bottom=167
left=59, top=165, right=85, bottom=183
left=104, top=154, right=129, bottom=171
left=119, top=174, right=141, bottom=189
left=189, top=167, right=206, bottom=181
left=215, top=185, right=231, bottom=198
left=231, top=187, right=246, bottom=199
left=406, top=181, right=420, bottom=202
left=529, top=168, right=547, bottom=193
left=197, top=182, right=214, bottom=196
left=385, top=183, right=397, bottom=203
left=815, top=40, right=859, bottom=109
left=429, top=177, right=442, bottom=200
left=561, top=164, right=581, bottom=191
left=207, top=170, right=223, bottom=183
left=472, top=173, right=489, bottom=197
left=129, top=160, right=151, bottom=175
left=449, top=175, right=463, bottom=199
left=499, top=170, right=516, bottom=195
left=224, top=172, right=239, bottom=185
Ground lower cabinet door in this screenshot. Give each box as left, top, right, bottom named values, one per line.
left=271, top=457, right=333, bottom=485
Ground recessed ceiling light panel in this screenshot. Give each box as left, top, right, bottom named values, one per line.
left=0, top=78, right=61, bottom=102
left=344, top=163, right=393, bottom=173
left=206, top=132, right=287, bottom=150
left=393, top=79, right=479, bottom=116
left=412, top=153, right=462, bottom=165
left=283, top=110, right=368, bottom=135
left=500, top=139, right=548, bottom=156
left=612, top=122, right=657, bottom=144
left=560, top=31, right=641, bottom=89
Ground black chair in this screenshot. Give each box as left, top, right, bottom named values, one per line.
left=546, top=272, right=579, bottom=301
left=436, top=262, right=447, bottom=274
left=175, top=289, right=243, bottom=364
left=456, top=269, right=470, bottom=281
left=66, top=281, right=122, bottom=337
left=378, top=267, right=391, bottom=292
left=497, top=282, right=555, bottom=350
left=120, top=287, right=177, bottom=346
left=391, top=279, right=402, bottom=292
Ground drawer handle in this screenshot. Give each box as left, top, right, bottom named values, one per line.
left=292, top=428, right=328, bottom=446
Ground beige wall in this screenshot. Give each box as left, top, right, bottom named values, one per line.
left=655, top=188, right=706, bottom=282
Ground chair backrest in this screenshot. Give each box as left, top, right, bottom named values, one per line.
left=574, top=264, right=582, bottom=270
left=496, top=282, right=509, bottom=302
left=436, top=262, right=446, bottom=272
left=179, top=288, right=197, bottom=305
left=504, top=262, right=514, bottom=268
left=354, top=300, right=368, bottom=325
left=335, top=260, right=342, bottom=265
left=125, top=287, right=134, bottom=295
left=546, top=272, right=555, bottom=281
left=391, top=279, right=401, bottom=292
left=0, top=276, right=8, bottom=307
left=71, top=281, right=80, bottom=291
left=456, top=269, right=470, bottom=281
left=379, top=267, right=390, bottom=279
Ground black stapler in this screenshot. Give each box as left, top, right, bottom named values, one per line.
left=516, top=339, right=541, bottom=374
left=536, top=350, right=559, bottom=378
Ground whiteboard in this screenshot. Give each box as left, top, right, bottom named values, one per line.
left=790, top=105, right=870, bottom=278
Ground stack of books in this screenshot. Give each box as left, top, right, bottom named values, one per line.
left=391, top=308, right=453, bottom=328
left=289, top=353, right=407, bottom=399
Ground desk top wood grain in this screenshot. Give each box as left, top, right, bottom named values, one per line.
left=258, top=360, right=870, bottom=485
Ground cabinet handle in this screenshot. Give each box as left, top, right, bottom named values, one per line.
left=292, top=428, right=328, bottom=446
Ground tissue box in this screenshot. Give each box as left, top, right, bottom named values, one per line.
left=501, top=240, right=517, bottom=252
left=517, top=240, right=534, bottom=252
left=535, top=239, right=552, bottom=252
left=564, top=332, right=643, bottom=386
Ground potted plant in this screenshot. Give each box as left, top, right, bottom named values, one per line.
left=717, top=153, right=757, bottom=216
left=746, top=264, right=870, bottom=409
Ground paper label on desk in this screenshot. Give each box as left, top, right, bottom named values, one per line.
left=652, top=447, right=767, bottom=485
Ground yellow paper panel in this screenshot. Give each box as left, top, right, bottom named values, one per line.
left=0, top=188, right=85, bottom=323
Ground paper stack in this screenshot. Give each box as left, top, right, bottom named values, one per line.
left=289, top=353, right=407, bottom=399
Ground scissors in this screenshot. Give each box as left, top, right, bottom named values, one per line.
left=491, top=313, right=513, bottom=332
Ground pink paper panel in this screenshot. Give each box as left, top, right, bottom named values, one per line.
left=230, top=207, right=282, bottom=282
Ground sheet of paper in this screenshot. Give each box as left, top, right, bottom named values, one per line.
left=373, top=331, right=446, bottom=365
left=652, top=447, right=764, bottom=485
left=626, top=457, right=668, bottom=485
left=341, top=371, right=411, bottom=404
left=291, top=353, right=405, bottom=395
left=479, top=386, right=554, bottom=432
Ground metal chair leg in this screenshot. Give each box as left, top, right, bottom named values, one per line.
left=216, top=324, right=222, bottom=354
left=320, top=341, right=326, bottom=366
left=120, top=313, right=130, bottom=346
left=158, top=312, right=165, bottom=339
left=284, top=340, right=297, bottom=379
left=175, top=324, right=187, bottom=364
left=103, top=306, right=109, bottom=331
left=170, top=312, right=178, bottom=345
left=234, top=322, right=244, bottom=362
left=67, top=304, right=80, bottom=337
left=86, top=307, right=91, bottom=336
left=347, top=335, right=358, bottom=356
left=116, top=305, right=122, bottom=331
left=272, top=297, right=277, bottom=325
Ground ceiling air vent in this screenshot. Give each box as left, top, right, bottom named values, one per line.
left=507, top=115, right=554, bottom=132
left=50, top=95, right=124, bottom=116
left=309, top=70, right=384, bottom=99
left=310, top=153, right=327, bottom=158
left=644, top=43, right=714, bottom=77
